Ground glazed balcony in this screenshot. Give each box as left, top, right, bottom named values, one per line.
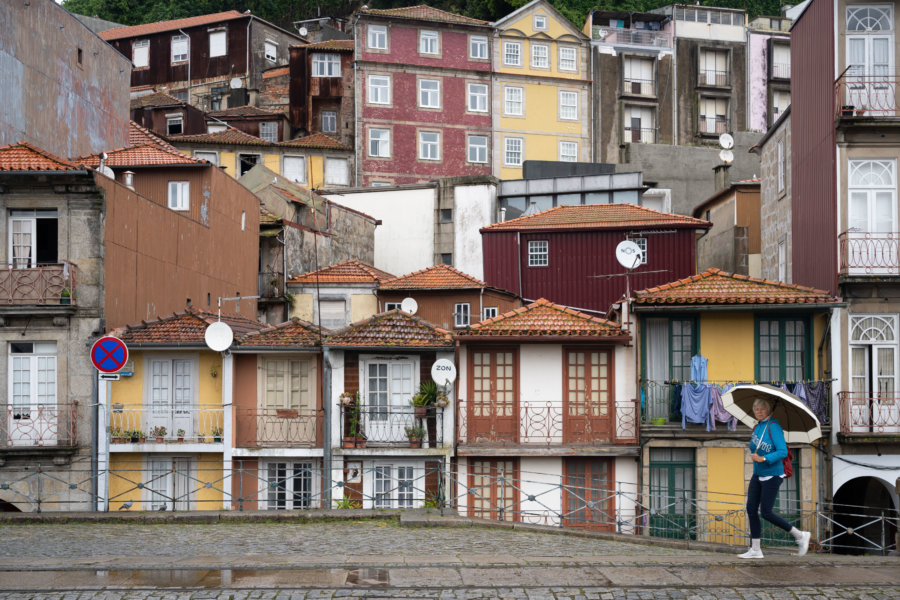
left=109, top=404, right=223, bottom=445
left=235, top=407, right=322, bottom=448
left=592, top=26, right=672, bottom=49
left=0, top=262, right=76, bottom=307
left=834, top=73, right=900, bottom=118
left=457, top=399, right=637, bottom=448
left=340, top=405, right=446, bottom=449
left=839, top=231, right=900, bottom=276
left=2, top=402, right=78, bottom=447
left=838, top=392, right=900, bottom=437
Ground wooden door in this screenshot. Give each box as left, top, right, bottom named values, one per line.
left=468, top=349, right=517, bottom=443
left=468, top=459, right=518, bottom=521
left=563, top=458, right=615, bottom=531
left=564, top=349, right=612, bottom=443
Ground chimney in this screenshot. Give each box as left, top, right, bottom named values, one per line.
left=122, top=171, right=135, bottom=191
left=713, top=164, right=731, bottom=193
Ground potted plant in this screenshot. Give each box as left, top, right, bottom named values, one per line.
left=211, top=427, right=222, bottom=443
left=129, top=429, right=141, bottom=443
left=176, top=428, right=185, bottom=442
left=405, top=425, right=426, bottom=449
left=110, top=429, right=124, bottom=444
left=342, top=391, right=366, bottom=448
left=411, top=381, right=438, bottom=417
left=59, top=288, right=71, bottom=305
left=150, top=426, right=166, bottom=442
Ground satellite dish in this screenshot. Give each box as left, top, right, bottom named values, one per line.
left=719, top=149, right=734, bottom=164
left=298, top=26, right=309, bottom=37
left=400, top=297, right=418, bottom=315
left=431, top=359, right=457, bottom=385
left=230, top=77, right=243, bottom=89
left=615, top=240, right=644, bottom=270
left=719, top=133, right=734, bottom=149
left=204, top=321, right=234, bottom=352
left=98, top=165, right=115, bottom=179
left=598, top=28, right=609, bottom=38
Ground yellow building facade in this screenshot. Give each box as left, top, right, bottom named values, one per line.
left=492, top=0, right=591, bottom=179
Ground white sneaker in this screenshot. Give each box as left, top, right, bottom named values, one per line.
left=738, top=548, right=764, bottom=559
left=796, top=531, right=811, bottom=556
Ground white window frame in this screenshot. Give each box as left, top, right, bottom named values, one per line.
left=262, top=460, right=318, bottom=510
left=133, top=39, right=149, bottom=68
left=454, top=303, right=471, bottom=328
left=367, top=25, right=387, bottom=50
left=531, top=43, right=549, bottom=69
left=368, top=75, right=391, bottom=105
left=209, top=30, right=226, bottom=58
left=419, top=30, right=439, bottom=55
left=504, top=137, right=523, bottom=167
left=467, top=82, right=488, bottom=112
left=171, top=34, right=188, bottom=63
left=483, top=307, right=498, bottom=320
left=418, top=131, right=441, bottom=161
left=259, top=121, right=278, bottom=143
left=533, top=14, right=548, bottom=30
left=361, top=355, right=419, bottom=424
left=193, top=151, right=218, bottom=165
left=559, top=90, right=578, bottom=120
left=367, top=462, right=421, bottom=509
left=264, top=40, right=277, bottom=62
left=282, top=155, right=307, bottom=184
left=8, top=342, right=57, bottom=414
left=470, top=35, right=488, bottom=59
left=324, top=157, right=350, bottom=186
left=385, top=302, right=402, bottom=311
left=504, top=86, right=523, bottom=116
left=418, top=79, right=440, bottom=109
left=145, top=457, right=193, bottom=511
left=262, top=356, right=313, bottom=411
left=628, top=237, right=648, bottom=265
left=369, top=128, right=391, bottom=158
left=166, top=115, right=183, bottom=136
left=143, top=353, right=199, bottom=442
left=312, top=53, right=341, bottom=77
left=777, top=138, right=785, bottom=194
left=699, top=96, right=729, bottom=134
left=167, top=181, right=189, bottom=211
left=559, top=141, right=578, bottom=162
left=503, top=41, right=522, bottom=66
left=318, top=298, right=348, bottom=329
left=467, top=134, right=488, bottom=164
left=559, top=46, right=577, bottom=72
left=321, top=110, right=337, bottom=133
left=528, top=240, right=548, bottom=266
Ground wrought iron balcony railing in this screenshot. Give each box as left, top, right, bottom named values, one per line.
left=592, top=26, right=672, bottom=49
left=2, top=402, right=78, bottom=447
left=109, top=404, right=223, bottom=444
left=834, top=73, right=900, bottom=117
left=697, top=69, right=731, bottom=87
left=623, top=77, right=656, bottom=96
left=624, top=126, right=657, bottom=144
left=698, top=117, right=729, bottom=134
left=837, top=392, right=900, bottom=435
left=340, top=405, right=446, bottom=448
left=771, top=62, right=790, bottom=79
left=235, top=407, right=322, bottom=447
left=0, top=262, right=76, bottom=306
left=839, top=231, right=900, bottom=275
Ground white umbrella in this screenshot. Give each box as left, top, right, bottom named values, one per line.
left=721, top=384, right=823, bottom=444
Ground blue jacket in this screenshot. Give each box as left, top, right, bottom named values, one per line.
left=749, top=417, right=788, bottom=477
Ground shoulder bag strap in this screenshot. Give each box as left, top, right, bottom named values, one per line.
left=755, top=421, right=771, bottom=453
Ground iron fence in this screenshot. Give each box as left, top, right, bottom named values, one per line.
left=698, top=70, right=730, bottom=87
left=1, top=402, right=78, bottom=447
left=834, top=74, right=899, bottom=118
left=837, top=392, right=900, bottom=435
left=0, top=262, right=76, bottom=305
left=109, top=404, right=223, bottom=444
left=235, top=407, right=322, bottom=447
left=339, top=405, right=446, bottom=448
left=839, top=231, right=900, bottom=275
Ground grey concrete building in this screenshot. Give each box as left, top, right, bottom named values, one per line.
left=754, top=107, right=791, bottom=283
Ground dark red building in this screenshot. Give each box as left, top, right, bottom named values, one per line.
left=354, top=5, right=493, bottom=186
left=481, top=204, right=711, bottom=314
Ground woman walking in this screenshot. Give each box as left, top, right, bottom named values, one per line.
left=739, top=397, right=811, bottom=559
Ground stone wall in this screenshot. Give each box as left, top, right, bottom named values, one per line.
left=758, top=113, right=792, bottom=282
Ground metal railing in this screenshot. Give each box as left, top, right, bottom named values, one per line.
left=834, top=73, right=899, bottom=117
left=698, top=117, right=729, bottom=134
left=623, top=78, right=656, bottom=96
left=698, top=69, right=730, bottom=87
left=258, top=271, right=283, bottom=298
left=839, top=231, right=900, bottom=275
left=457, top=399, right=638, bottom=446
left=340, top=405, right=446, bottom=448
left=592, top=27, right=672, bottom=49
left=837, top=392, right=900, bottom=435
left=624, top=126, right=656, bottom=144
left=1, top=460, right=896, bottom=555
left=772, top=62, right=790, bottom=79
left=1, top=402, right=78, bottom=447
left=109, top=404, right=223, bottom=444
left=235, top=407, right=322, bottom=447
left=0, top=262, right=76, bottom=306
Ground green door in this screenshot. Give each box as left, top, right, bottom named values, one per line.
left=649, top=448, right=696, bottom=539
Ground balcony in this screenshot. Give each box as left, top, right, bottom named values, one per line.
left=1, top=402, right=78, bottom=448
left=698, top=117, right=729, bottom=135
left=340, top=405, right=446, bottom=449
left=623, top=77, right=656, bottom=97
left=309, top=77, right=343, bottom=98
left=624, top=126, right=657, bottom=144
left=697, top=69, right=731, bottom=87
left=838, top=392, right=900, bottom=437
left=0, top=262, right=76, bottom=307
left=834, top=73, right=900, bottom=118
left=235, top=407, right=322, bottom=447
left=592, top=26, right=672, bottom=49
left=258, top=270, right=284, bottom=299
left=771, top=62, right=790, bottom=80
left=839, top=231, right=900, bottom=276
left=109, top=404, right=223, bottom=445
left=457, top=400, right=637, bottom=448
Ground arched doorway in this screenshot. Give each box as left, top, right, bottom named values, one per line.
left=832, top=476, right=898, bottom=555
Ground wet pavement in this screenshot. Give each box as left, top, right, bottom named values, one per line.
left=0, top=511, right=896, bottom=599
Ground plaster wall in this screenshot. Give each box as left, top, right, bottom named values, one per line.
left=519, top=457, right=564, bottom=524
left=747, top=32, right=770, bottom=132
left=699, top=312, right=755, bottom=381
left=453, top=183, right=496, bottom=279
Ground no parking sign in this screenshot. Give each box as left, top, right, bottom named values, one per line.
left=90, top=336, right=129, bottom=374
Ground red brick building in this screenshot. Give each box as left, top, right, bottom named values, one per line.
left=354, top=5, right=494, bottom=186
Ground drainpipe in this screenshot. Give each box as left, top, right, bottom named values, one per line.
left=516, top=231, right=523, bottom=298
left=91, top=370, right=98, bottom=511
left=352, top=14, right=361, bottom=186
left=672, top=12, right=678, bottom=145
left=245, top=17, right=253, bottom=94
left=179, top=29, right=191, bottom=105
left=322, top=347, right=332, bottom=508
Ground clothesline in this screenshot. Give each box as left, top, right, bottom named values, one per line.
left=659, top=378, right=835, bottom=386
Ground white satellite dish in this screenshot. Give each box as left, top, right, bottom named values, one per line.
left=400, top=297, right=418, bottom=315
left=719, top=132, right=734, bottom=150
left=615, top=240, right=644, bottom=270
left=204, top=321, right=234, bottom=352
left=230, top=77, right=243, bottom=89
left=719, top=149, right=734, bottom=164
left=298, top=26, right=309, bottom=37
left=431, top=358, right=457, bottom=385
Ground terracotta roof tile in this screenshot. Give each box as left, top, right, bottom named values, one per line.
left=130, top=90, right=185, bottom=110
left=379, top=264, right=487, bottom=290
left=465, top=298, right=626, bottom=337
left=289, top=259, right=395, bottom=285
left=207, top=105, right=286, bottom=119
left=112, top=307, right=267, bottom=345
left=128, top=121, right=179, bottom=152
left=297, top=39, right=355, bottom=51
left=169, top=129, right=270, bottom=146
left=632, top=268, right=842, bottom=306
left=262, top=66, right=290, bottom=79
left=325, top=310, right=454, bottom=348
left=98, top=11, right=247, bottom=41
left=0, top=142, right=82, bottom=172
left=359, top=4, right=489, bottom=25
left=79, top=143, right=203, bottom=167
left=278, top=133, right=351, bottom=151
left=481, top=204, right=711, bottom=232
left=238, top=317, right=323, bottom=347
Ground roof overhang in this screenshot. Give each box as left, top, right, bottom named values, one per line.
left=632, top=302, right=846, bottom=313
left=323, top=344, right=454, bottom=351
left=456, top=334, right=632, bottom=344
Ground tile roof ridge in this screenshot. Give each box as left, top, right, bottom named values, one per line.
left=2, top=141, right=81, bottom=169
left=388, top=263, right=486, bottom=287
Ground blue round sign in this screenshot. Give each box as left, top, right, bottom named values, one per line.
left=91, top=336, right=129, bottom=373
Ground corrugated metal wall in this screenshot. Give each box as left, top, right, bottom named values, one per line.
left=790, top=0, right=837, bottom=294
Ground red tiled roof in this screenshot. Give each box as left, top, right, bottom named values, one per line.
left=238, top=318, right=323, bottom=347
left=0, top=142, right=82, bottom=172
left=98, top=11, right=247, bottom=41
left=325, top=310, right=454, bottom=348
left=359, top=4, right=489, bottom=25
left=262, top=66, right=290, bottom=79
left=464, top=298, right=626, bottom=338
left=297, top=39, right=354, bottom=51
left=207, top=105, right=286, bottom=119
left=112, top=307, right=267, bottom=345
left=130, top=91, right=185, bottom=110
left=128, top=121, right=179, bottom=152
left=79, top=144, right=203, bottom=167
left=279, top=133, right=351, bottom=151
left=169, top=129, right=270, bottom=146
left=632, top=268, right=842, bottom=306
left=481, top=204, right=711, bottom=232
left=288, top=259, right=395, bottom=285
left=379, top=264, right=486, bottom=290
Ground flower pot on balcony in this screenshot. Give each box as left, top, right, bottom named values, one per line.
left=841, top=105, right=855, bottom=117
left=342, top=436, right=367, bottom=448
left=156, top=437, right=164, bottom=443
left=414, top=406, right=428, bottom=418
left=408, top=438, right=423, bottom=449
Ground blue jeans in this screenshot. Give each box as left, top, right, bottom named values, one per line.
left=746, top=474, right=793, bottom=539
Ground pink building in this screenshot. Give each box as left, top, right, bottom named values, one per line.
left=354, top=5, right=494, bottom=186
